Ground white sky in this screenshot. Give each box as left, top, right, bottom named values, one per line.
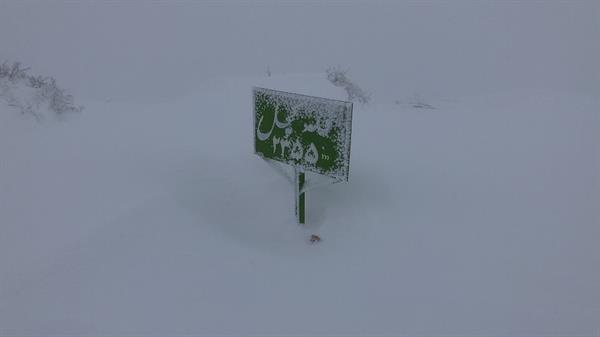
left=1, top=0, right=598, bottom=101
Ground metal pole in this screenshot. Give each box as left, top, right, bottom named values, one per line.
left=295, top=168, right=306, bottom=224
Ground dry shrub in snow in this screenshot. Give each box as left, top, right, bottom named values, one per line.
left=0, top=61, right=83, bottom=119
left=326, top=66, right=370, bottom=104
left=407, top=93, right=435, bottom=109
left=0, top=62, right=29, bottom=82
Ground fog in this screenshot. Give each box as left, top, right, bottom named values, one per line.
left=2, top=1, right=600, bottom=335
left=1, top=1, right=598, bottom=102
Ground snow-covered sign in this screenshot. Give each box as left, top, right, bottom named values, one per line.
left=253, top=87, right=353, bottom=181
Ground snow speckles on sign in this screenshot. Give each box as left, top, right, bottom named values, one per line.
left=253, top=87, right=353, bottom=181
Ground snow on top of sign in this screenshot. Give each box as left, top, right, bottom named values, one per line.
left=252, top=73, right=348, bottom=101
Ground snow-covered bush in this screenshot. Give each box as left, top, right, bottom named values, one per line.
left=407, top=93, right=435, bottom=109
left=326, top=66, right=370, bottom=104
left=394, top=93, right=436, bottom=110
left=0, top=62, right=28, bottom=82
left=0, top=61, right=83, bottom=119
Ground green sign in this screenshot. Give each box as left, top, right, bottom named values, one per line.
left=253, top=87, right=353, bottom=181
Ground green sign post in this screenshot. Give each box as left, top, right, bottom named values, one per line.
left=253, top=87, right=353, bottom=224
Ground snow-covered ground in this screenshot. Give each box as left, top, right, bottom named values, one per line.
left=1, top=73, right=598, bottom=335
left=2, top=1, right=599, bottom=335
